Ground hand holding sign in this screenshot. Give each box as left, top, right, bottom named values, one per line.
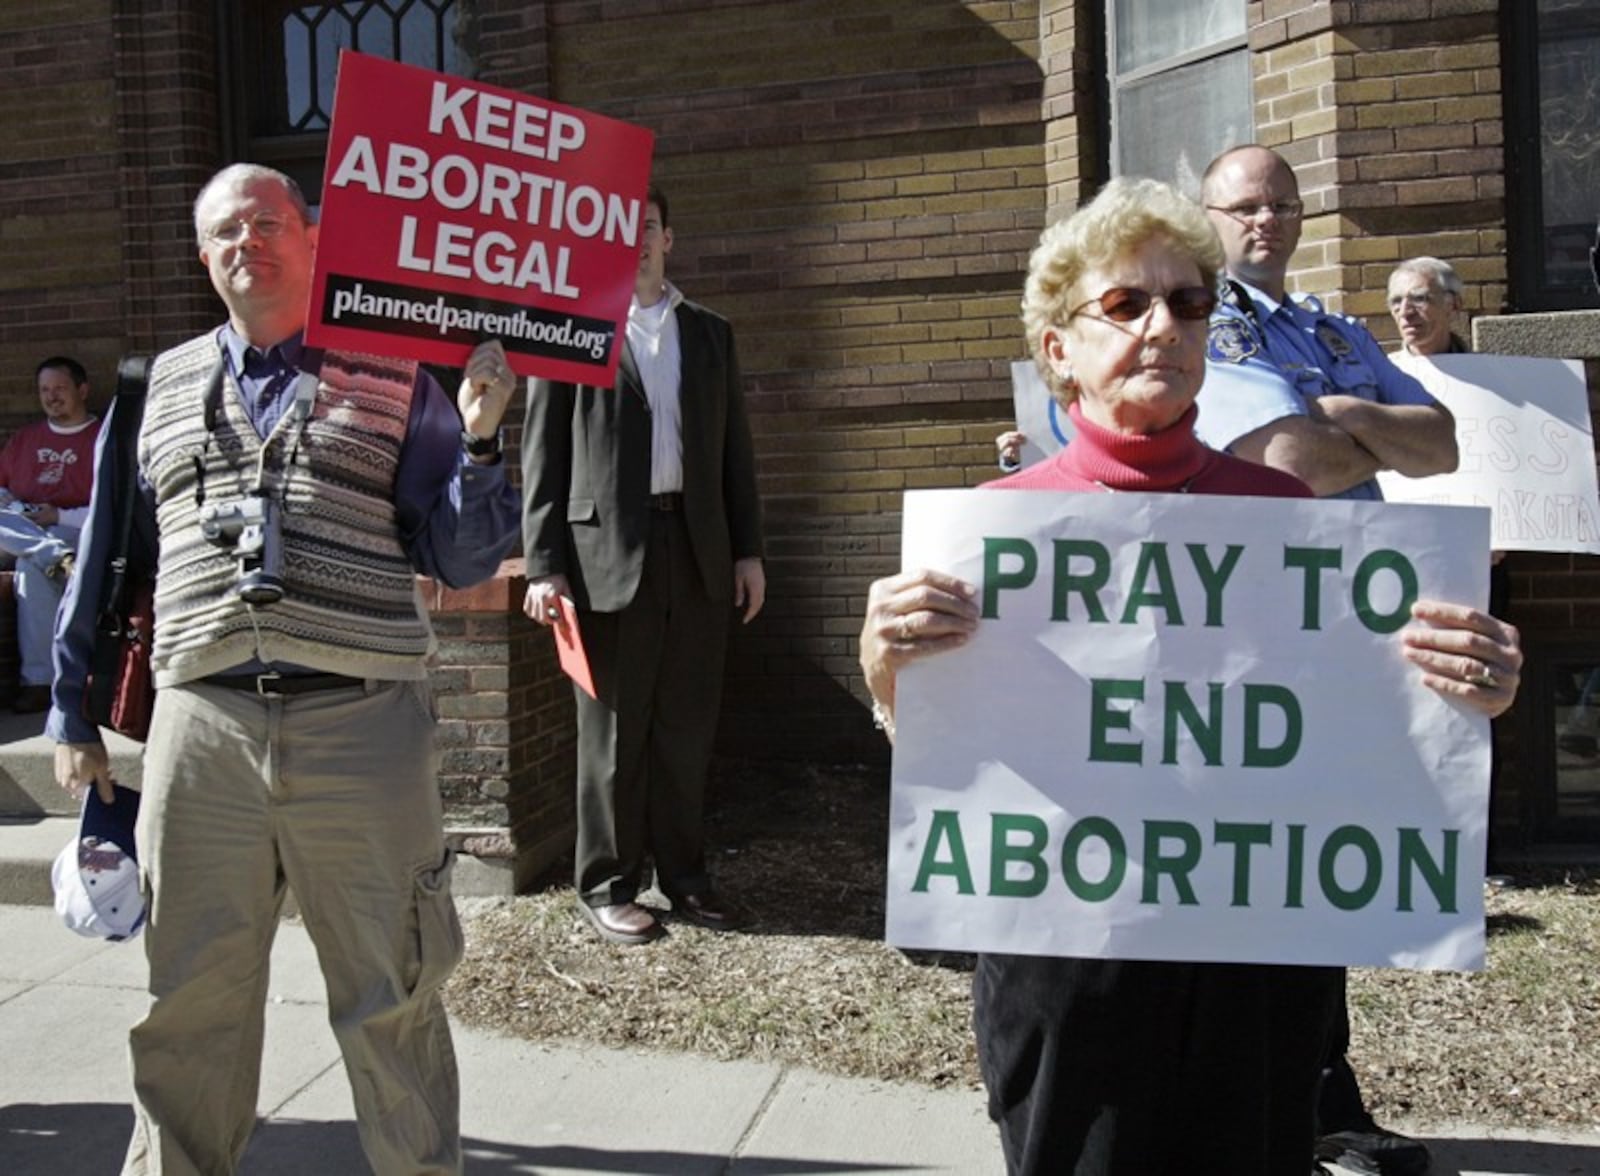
left=458, top=338, right=514, bottom=441
left=307, top=51, right=654, bottom=386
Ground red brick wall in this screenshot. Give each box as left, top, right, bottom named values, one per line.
left=424, top=562, right=577, bottom=886
left=0, top=1, right=122, bottom=423
left=9, top=1, right=1587, bottom=856
left=0, top=2, right=223, bottom=430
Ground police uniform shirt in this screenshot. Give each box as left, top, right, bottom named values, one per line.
left=1197, top=279, right=1441, bottom=501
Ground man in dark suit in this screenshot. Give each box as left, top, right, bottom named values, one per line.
left=522, top=185, right=765, bottom=945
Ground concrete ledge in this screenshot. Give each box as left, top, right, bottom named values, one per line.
left=1473, top=308, right=1600, bottom=359
left=0, top=816, right=74, bottom=905
left=0, top=711, right=145, bottom=819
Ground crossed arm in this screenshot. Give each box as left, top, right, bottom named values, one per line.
left=1231, top=400, right=1456, bottom=497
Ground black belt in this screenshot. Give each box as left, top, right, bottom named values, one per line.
left=204, top=672, right=366, bottom=697
left=649, top=492, right=684, bottom=512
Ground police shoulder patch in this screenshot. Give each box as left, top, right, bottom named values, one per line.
left=1315, top=322, right=1355, bottom=360
left=1208, top=319, right=1257, bottom=363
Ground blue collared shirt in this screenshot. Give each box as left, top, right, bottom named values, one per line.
left=1196, top=280, right=1441, bottom=501
left=47, top=327, right=520, bottom=744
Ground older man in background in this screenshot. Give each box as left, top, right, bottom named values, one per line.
left=1388, top=257, right=1470, bottom=358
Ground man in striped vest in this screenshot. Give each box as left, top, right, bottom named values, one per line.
left=48, top=163, right=519, bottom=1176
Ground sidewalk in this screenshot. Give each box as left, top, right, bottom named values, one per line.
left=4, top=905, right=1599, bottom=1176
left=0, top=903, right=1002, bottom=1175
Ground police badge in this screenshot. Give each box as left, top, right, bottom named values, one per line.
left=1208, top=319, right=1257, bottom=363
left=1315, top=322, right=1355, bottom=359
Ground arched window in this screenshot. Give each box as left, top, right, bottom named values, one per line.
left=220, top=1, right=474, bottom=206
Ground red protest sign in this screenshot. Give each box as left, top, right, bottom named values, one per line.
left=305, top=51, right=654, bottom=385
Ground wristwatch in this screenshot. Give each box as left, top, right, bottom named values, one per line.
left=461, top=429, right=501, bottom=458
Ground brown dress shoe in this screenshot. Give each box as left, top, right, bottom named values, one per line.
left=666, top=890, right=745, bottom=932
left=577, top=899, right=665, bottom=945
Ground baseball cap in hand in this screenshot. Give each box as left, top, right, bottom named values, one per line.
left=51, top=783, right=145, bottom=941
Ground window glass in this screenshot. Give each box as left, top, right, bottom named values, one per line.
left=266, top=1, right=469, bottom=135
left=1114, top=51, right=1251, bottom=191
left=1535, top=0, right=1600, bottom=296
left=229, top=2, right=471, bottom=205
left=1107, top=1, right=1250, bottom=188
left=1112, top=0, right=1246, bottom=75
left=1556, top=662, right=1600, bottom=825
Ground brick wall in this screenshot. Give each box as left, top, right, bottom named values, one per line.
left=1038, top=0, right=1100, bottom=217
left=1250, top=0, right=1506, bottom=336
left=424, top=562, right=576, bottom=887
left=542, top=0, right=1048, bottom=760
left=8, top=0, right=1589, bottom=855
left=110, top=1, right=226, bottom=352
left=0, top=1, right=121, bottom=425
left=0, top=2, right=223, bottom=430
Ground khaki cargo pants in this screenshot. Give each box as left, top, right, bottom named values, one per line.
left=122, top=678, right=463, bottom=1176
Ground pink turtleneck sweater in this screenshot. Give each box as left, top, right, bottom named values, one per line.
left=990, top=401, right=1312, bottom=499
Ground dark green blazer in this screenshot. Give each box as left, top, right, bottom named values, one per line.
left=521, top=297, right=764, bottom=613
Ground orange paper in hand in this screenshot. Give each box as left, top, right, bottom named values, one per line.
left=552, top=595, right=596, bottom=698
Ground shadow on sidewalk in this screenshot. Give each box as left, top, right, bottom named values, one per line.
left=0, top=1102, right=924, bottom=1174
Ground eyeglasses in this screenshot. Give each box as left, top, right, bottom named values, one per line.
left=1068, top=285, right=1218, bottom=324
left=203, top=211, right=294, bottom=245
left=1205, top=200, right=1304, bottom=222
left=1388, top=291, right=1439, bottom=311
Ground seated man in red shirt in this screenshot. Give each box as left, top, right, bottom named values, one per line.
left=1, top=357, right=101, bottom=712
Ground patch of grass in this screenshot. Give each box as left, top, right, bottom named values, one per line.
left=445, top=762, right=1600, bottom=1128
left=1346, top=872, right=1600, bottom=1129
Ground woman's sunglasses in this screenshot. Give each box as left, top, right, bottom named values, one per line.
left=1068, top=286, right=1218, bottom=323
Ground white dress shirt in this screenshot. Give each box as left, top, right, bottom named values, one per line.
left=627, top=284, right=685, bottom=494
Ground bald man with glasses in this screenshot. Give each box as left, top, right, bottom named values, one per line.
left=1194, top=144, right=1457, bottom=501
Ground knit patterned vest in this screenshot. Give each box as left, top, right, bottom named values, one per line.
left=140, top=332, right=434, bottom=687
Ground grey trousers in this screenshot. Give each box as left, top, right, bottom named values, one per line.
left=123, top=678, right=463, bottom=1176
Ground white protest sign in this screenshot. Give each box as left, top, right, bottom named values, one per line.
left=1378, top=353, right=1600, bottom=554
left=1009, top=360, right=1072, bottom=466
left=886, top=490, right=1492, bottom=971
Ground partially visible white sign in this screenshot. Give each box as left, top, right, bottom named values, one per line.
left=886, top=489, right=1491, bottom=972
left=1009, top=360, right=1073, bottom=467
left=1379, top=353, right=1600, bottom=554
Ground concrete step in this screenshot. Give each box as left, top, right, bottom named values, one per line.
left=0, top=815, right=75, bottom=905
left=0, top=709, right=144, bottom=818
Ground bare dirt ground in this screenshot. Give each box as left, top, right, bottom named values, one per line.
left=445, top=759, right=1600, bottom=1131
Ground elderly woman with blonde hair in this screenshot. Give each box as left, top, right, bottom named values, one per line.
left=858, top=177, right=1522, bottom=1175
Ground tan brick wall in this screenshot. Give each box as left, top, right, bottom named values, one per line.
left=539, top=0, right=1048, bottom=759
left=1250, top=0, right=1506, bottom=335
left=1040, top=0, right=1102, bottom=217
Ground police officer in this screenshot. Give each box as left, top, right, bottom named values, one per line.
left=1196, top=144, right=1455, bottom=1176
left=1196, top=145, right=1457, bottom=499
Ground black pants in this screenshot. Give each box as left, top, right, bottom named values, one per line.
left=1317, top=970, right=1374, bottom=1133
left=572, top=511, right=729, bottom=906
left=975, top=953, right=1340, bottom=1175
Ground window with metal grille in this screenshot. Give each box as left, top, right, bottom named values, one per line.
left=220, top=1, right=474, bottom=205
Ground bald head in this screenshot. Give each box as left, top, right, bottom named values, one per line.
left=1200, top=146, right=1297, bottom=205
left=1200, top=145, right=1303, bottom=300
